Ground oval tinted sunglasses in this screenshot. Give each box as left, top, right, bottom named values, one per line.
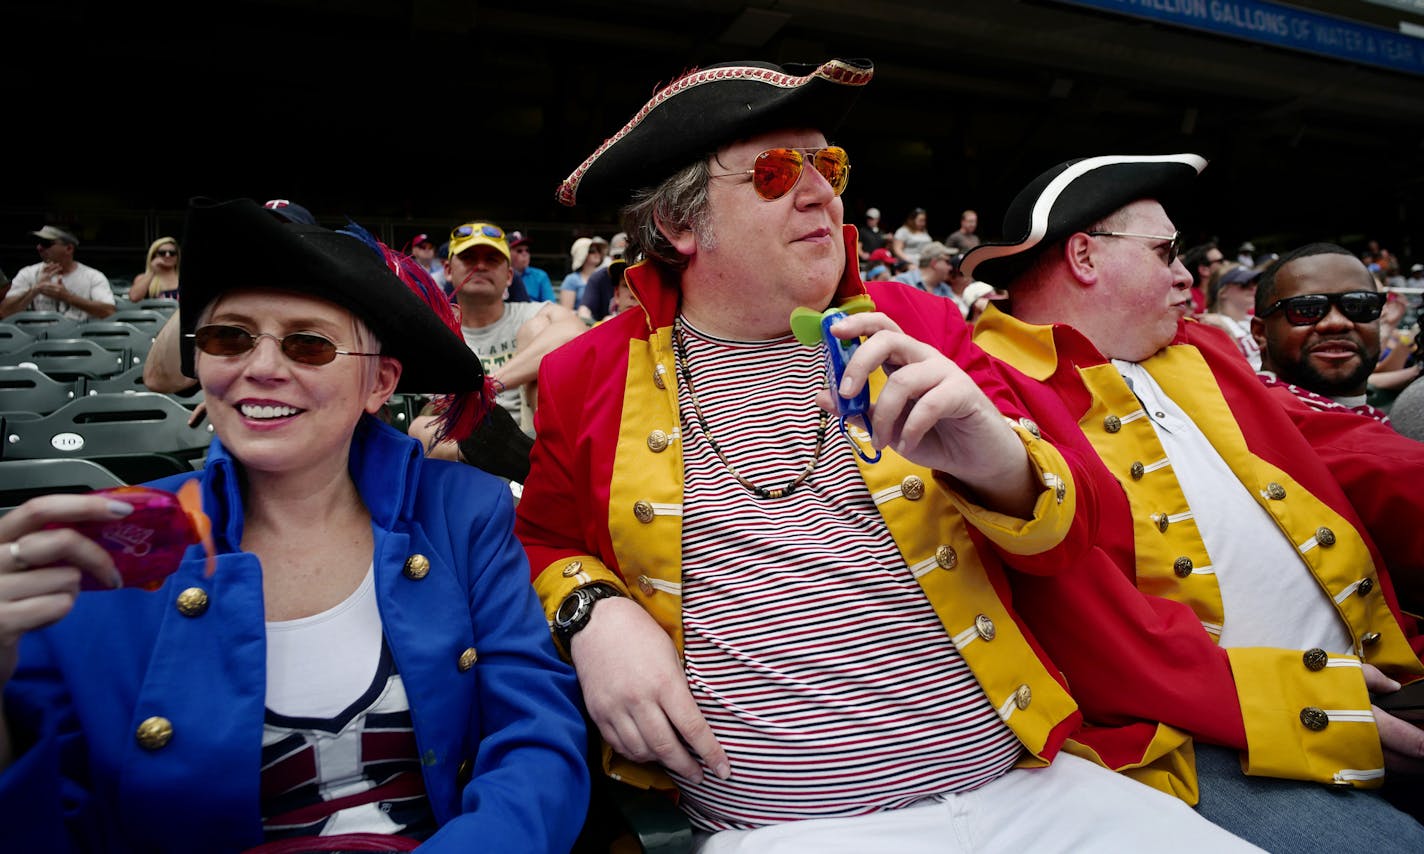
left=187, top=324, right=381, bottom=366
left=452, top=223, right=504, bottom=241
left=711, top=146, right=851, bottom=201
left=1259, top=291, right=1386, bottom=326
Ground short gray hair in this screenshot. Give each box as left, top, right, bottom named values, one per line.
left=622, top=157, right=717, bottom=271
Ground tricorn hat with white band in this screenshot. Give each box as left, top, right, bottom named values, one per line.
left=555, top=58, right=874, bottom=208
left=960, top=153, right=1208, bottom=287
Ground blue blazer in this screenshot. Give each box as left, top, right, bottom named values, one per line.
left=1, top=416, right=589, bottom=852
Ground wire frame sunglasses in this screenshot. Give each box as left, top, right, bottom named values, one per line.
left=451, top=223, right=505, bottom=241
left=710, top=146, right=851, bottom=201
left=187, top=325, right=381, bottom=366
left=1086, top=230, right=1184, bottom=266
left=1259, top=291, right=1386, bottom=326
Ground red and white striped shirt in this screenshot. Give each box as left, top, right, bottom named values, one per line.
left=674, top=319, right=1023, bottom=831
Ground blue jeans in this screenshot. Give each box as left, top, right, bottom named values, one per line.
left=1194, top=744, right=1424, bottom=853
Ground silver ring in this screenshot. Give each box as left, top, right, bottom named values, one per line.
left=7, top=541, right=28, bottom=571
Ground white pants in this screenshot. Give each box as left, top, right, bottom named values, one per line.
left=694, top=753, right=1261, bottom=853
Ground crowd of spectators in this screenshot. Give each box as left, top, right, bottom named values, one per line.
left=5, top=54, right=1424, bottom=854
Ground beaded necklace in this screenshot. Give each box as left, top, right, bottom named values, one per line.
left=673, top=318, right=829, bottom=500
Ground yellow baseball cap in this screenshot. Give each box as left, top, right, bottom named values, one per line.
left=448, top=222, right=510, bottom=261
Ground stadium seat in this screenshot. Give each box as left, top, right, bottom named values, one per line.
left=0, top=458, right=125, bottom=514
left=72, top=321, right=155, bottom=366
left=134, top=298, right=179, bottom=317
left=81, top=366, right=206, bottom=408
left=6, top=311, right=81, bottom=340
left=0, top=392, right=213, bottom=465
left=0, top=365, right=81, bottom=416
left=0, top=338, right=128, bottom=381
left=0, top=323, right=37, bottom=354
left=107, top=309, right=168, bottom=335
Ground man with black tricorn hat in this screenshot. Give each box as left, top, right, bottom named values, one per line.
left=516, top=62, right=1253, bottom=850
left=962, top=155, right=1424, bottom=847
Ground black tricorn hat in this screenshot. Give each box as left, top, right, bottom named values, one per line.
left=178, top=197, right=484, bottom=397
left=556, top=58, right=874, bottom=207
left=960, top=154, right=1207, bottom=287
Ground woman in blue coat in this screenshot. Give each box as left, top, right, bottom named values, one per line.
left=0, top=198, right=589, bottom=852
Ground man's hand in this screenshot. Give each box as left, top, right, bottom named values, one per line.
left=569, top=596, right=730, bottom=783
left=1364, top=663, right=1424, bottom=775
left=34, top=281, right=68, bottom=301
left=823, top=312, right=1038, bottom=517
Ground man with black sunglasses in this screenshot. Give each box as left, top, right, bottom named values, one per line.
left=961, top=155, right=1424, bottom=849
left=516, top=60, right=1252, bottom=851
left=0, top=225, right=115, bottom=321
left=1252, top=243, right=1399, bottom=420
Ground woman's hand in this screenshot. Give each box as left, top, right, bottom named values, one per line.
left=0, top=495, right=130, bottom=686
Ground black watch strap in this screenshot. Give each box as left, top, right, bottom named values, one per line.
left=552, top=583, right=624, bottom=649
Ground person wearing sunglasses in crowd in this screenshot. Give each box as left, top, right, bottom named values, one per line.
left=1251, top=243, right=1399, bottom=421
left=0, top=225, right=115, bottom=321
left=129, top=236, right=182, bottom=302
left=517, top=58, right=1256, bottom=852
left=408, top=222, right=584, bottom=453
left=1196, top=261, right=1263, bottom=371
left=960, top=155, right=1424, bottom=850
left=0, top=198, right=589, bottom=852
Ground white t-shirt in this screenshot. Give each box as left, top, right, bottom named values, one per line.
left=265, top=565, right=382, bottom=717
left=893, top=227, right=932, bottom=266
left=9, top=261, right=114, bottom=320
left=1219, top=316, right=1262, bottom=371
left=1113, top=360, right=1353, bottom=652
left=461, top=300, right=545, bottom=424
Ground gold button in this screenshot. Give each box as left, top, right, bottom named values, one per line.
left=175, top=587, right=209, bottom=617
left=1266, top=482, right=1286, bottom=500
left=1316, top=527, right=1336, bottom=547
left=457, top=648, right=479, bottom=672
left=136, top=716, right=173, bottom=750
left=974, top=614, right=996, bottom=641
left=1153, top=513, right=1169, bottom=533
left=457, top=758, right=474, bottom=786
left=637, top=575, right=656, bottom=596
left=1054, top=479, right=1066, bottom=504
left=403, top=554, right=430, bottom=580
left=633, top=500, right=655, bottom=523
left=1303, top=648, right=1328, bottom=671
left=1018, top=417, right=1041, bottom=438
left=653, top=366, right=666, bottom=389
left=647, top=430, right=669, bottom=453
left=1357, top=578, right=1374, bottom=596
left=1014, top=684, right=1032, bottom=710
left=1173, top=557, right=1193, bottom=578
left=1300, top=707, right=1329, bottom=731
left=561, top=560, right=584, bottom=578
left=1130, top=461, right=1144, bottom=480
left=1104, top=415, right=1122, bottom=434
left=901, top=475, right=925, bottom=501
left=1362, top=632, right=1382, bottom=646
left=935, top=545, right=958, bottom=570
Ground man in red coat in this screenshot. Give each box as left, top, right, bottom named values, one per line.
left=962, top=154, right=1424, bottom=849
left=515, top=62, right=1251, bottom=851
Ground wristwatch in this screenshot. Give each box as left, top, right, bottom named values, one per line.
left=552, top=583, right=624, bottom=649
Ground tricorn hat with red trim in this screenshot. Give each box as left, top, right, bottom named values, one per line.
left=556, top=58, right=874, bottom=208
left=960, top=154, right=1207, bottom=288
